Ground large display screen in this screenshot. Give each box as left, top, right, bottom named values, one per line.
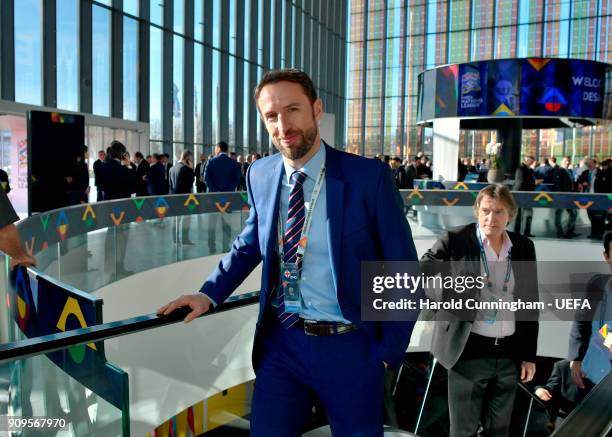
left=27, top=111, right=85, bottom=213
left=420, top=58, right=609, bottom=121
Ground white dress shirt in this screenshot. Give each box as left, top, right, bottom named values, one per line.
left=471, top=228, right=516, bottom=338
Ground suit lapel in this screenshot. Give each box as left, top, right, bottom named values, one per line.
left=263, top=157, right=284, bottom=261
left=464, top=223, right=481, bottom=260
left=324, top=145, right=344, bottom=287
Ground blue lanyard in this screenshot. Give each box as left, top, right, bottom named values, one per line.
left=476, top=225, right=512, bottom=292
left=600, top=289, right=608, bottom=327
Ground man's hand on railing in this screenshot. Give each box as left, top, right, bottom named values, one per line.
left=157, top=293, right=212, bottom=323
left=9, top=254, right=37, bottom=270
left=535, top=387, right=552, bottom=401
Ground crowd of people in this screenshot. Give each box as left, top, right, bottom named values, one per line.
left=90, top=141, right=262, bottom=203
left=511, top=155, right=611, bottom=240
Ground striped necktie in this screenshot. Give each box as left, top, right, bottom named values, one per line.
left=278, top=170, right=307, bottom=328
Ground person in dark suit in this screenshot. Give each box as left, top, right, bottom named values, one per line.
left=204, top=141, right=241, bottom=253
left=160, top=153, right=172, bottom=194
left=169, top=150, right=196, bottom=244
left=133, top=152, right=150, bottom=196
left=421, top=184, right=539, bottom=437
left=405, top=156, right=418, bottom=188
left=535, top=359, right=578, bottom=429
left=194, top=153, right=207, bottom=193
left=390, top=157, right=409, bottom=189
left=100, top=142, right=135, bottom=200
left=158, top=69, right=420, bottom=436
left=458, top=158, right=468, bottom=182
left=93, top=150, right=106, bottom=201
left=0, top=168, right=11, bottom=193
left=513, top=155, right=536, bottom=237
left=100, top=141, right=135, bottom=277
left=552, top=156, right=578, bottom=238
left=242, top=155, right=251, bottom=189
left=65, top=152, right=90, bottom=205
left=417, top=155, right=433, bottom=179
left=204, top=142, right=241, bottom=192
left=577, top=158, right=609, bottom=239
left=147, top=154, right=167, bottom=196
left=568, top=231, right=612, bottom=399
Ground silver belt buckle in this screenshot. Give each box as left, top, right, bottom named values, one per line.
left=303, top=320, right=317, bottom=336
left=494, top=337, right=500, bottom=346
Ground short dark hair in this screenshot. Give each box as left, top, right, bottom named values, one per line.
left=109, top=140, right=126, bottom=159
left=604, top=231, right=612, bottom=256
left=217, top=141, right=229, bottom=152
left=254, top=69, right=318, bottom=107
left=392, top=157, right=402, bottom=163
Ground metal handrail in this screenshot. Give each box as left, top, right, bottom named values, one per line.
left=0, top=291, right=259, bottom=365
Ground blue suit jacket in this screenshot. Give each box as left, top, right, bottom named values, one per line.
left=201, top=144, right=419, bottom=368
left=204, top=153, right=241, bottom=192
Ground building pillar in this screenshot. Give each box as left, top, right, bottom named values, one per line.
left=497, top=118, right=523, bottom=176
left=432, top=118, right=460, bottom=181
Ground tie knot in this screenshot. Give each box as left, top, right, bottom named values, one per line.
left=291, top=171, right=307, bottom=185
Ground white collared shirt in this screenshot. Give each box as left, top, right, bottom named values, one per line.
left=471, top=228, right=516, bottom=338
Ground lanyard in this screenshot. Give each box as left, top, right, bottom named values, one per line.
left=277, top=165, right=326, bottom=262
left=476, top=225, right=512, bottom=292
left=600, top=287, right=609, bottom=328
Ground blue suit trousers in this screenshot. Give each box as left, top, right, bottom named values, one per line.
left=250, top=314, right=385, bottom=436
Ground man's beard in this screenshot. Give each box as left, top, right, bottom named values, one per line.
left=274, top=123, right=318, bottom=161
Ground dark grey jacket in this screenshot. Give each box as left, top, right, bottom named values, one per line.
left=420, top=223, right=539, bottom=368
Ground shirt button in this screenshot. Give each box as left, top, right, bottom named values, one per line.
left=308, top=301, right=312, bottom=307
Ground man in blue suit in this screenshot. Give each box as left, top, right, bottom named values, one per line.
left=159, top=69, right=419, bottom=436
left=204, top=141, right=242, bottom=193
left=204, top=141, right=241, bottom=252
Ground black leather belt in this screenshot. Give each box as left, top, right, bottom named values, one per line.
left=469, top=332, right=510, bottom=347
left=295, top=319, right=357, bottom=336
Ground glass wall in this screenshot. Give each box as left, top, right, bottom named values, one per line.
left=14, top=0, right=43, bottom=105
left=92, top=5, right=111, bottom=116
left=56, top=0, right=79, bottom=111
left=150, top=26, right=163, bottom=141
left=0, top=0, right=346, bottom=161
left=347, top=0, right=612, bottom=160
left=123, top=17, right=139, bottom=121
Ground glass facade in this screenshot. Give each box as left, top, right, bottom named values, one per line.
left=123, top=17, right=139, bottom=121
left=347, top=0, right=612, bottom=161
left=0, top=0, right=346, bottom=159
left=3, top=0, right=607, bottom=163
left=56, top=0, right=79, bottom=112
left=92, top=5, right=111, bottom=116
left=14, top=0, right=43, bottom=105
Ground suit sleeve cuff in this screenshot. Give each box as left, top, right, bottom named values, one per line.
left=201, top=292, right=218, bottom=307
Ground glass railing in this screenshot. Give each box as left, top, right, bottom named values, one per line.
left=0, top=190, right=610, bottom=436
left=0, top=285, right=258, bottom=437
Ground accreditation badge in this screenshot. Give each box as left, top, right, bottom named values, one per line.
left=281, top=262, right=301, bottom=313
